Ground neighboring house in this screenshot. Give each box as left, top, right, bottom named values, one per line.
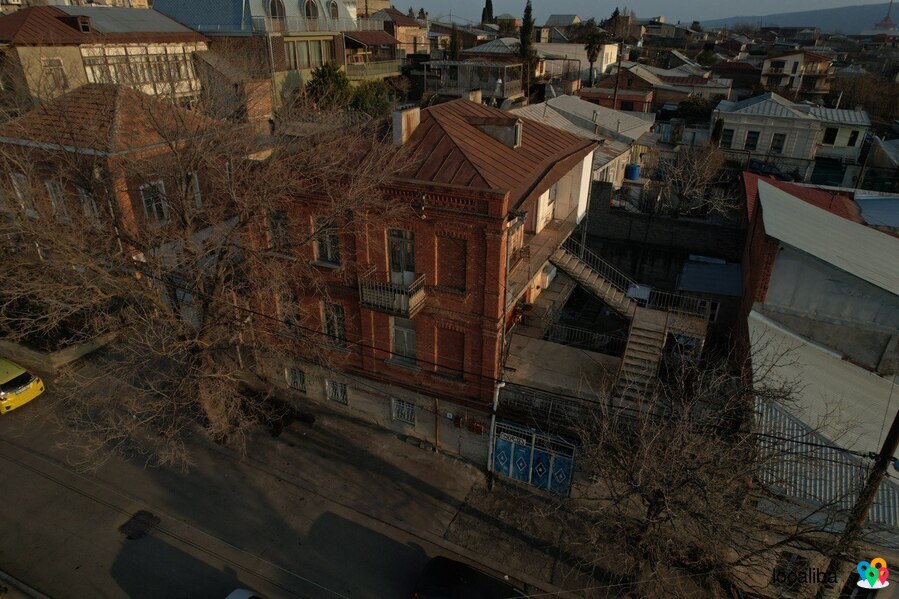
left=586, top=63, right=731, bottom=111
left=0, top=0, right=150, bottom=8
left=579, top=86, right=654, bottom=112
left=355, top=0, right=389, bottom=17
left=713, top=93, right=821, bottom=182
left=741, top=174, right=899, bottom=466
left=534, top=42, right=617, bottom=84
left=428, top=22, right=495, bottom=51
left=862, top=137, right=899, bottom=192
left=713, top=93, right=870, bottom=186
left=0, top=83, right=219, bottom=243
left=258, top=99, right=599, bottom=494
left=495, top=13, right=520, bottom=32
left=153, top=0, right=386, bottom=101
left=537, top=14, right=579, bottom=43
left=710, top=61, right=761, bottom=99
left=759, top=51, right=834, bottom=99
left=643, top=20, right=701, bottom=41
left=370, top=7, right=427, bottom=55
left=342, top=30, right=403, bottom=81
left=0, top=6, right=207, bottom=108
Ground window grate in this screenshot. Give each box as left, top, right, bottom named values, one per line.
left=326, top=380, right=348, bottom=405
left=285, top=367, right=306, bottom=391
left=391, top=397, right=415, bottom=425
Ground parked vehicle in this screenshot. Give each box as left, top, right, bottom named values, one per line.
left=0, top=359, right=44, bottom=414
left=412, top=556, right=527, bottom=598
left=747, top=159, right=795, bottom=181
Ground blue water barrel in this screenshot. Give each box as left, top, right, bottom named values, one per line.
left=624, top=163, right=641, bottom=180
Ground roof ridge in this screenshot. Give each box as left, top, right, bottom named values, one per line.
left=425, top=101, right=500, bottom=190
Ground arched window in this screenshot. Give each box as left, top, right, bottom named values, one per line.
left=304, top=0, right=318, bottom=19
left=269, top=0, right=286, bottom=17
left=328, top=0, right=339, bottom=19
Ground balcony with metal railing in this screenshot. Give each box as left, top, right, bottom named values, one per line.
left=251, top=16, right=382, bottom=33
left=358, top=267, right=427, bottom=317
left=345, top=59, right=404, bottom=80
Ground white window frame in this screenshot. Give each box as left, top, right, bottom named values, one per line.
left=391, top=397, right=415, bottom=425
left=184, top=171, right=202, bottom=208
left=314, top=216, right=341, bottom=265
left=77, top=186, right=100, bottom=220
left=326, top=379, right=348, bottom=404
left=140, top=180, right=168, bottom=222
left=45, top=180, right=69, bottom=221
left=322, top=302, right=346, bottom=347
left=285, top=367, right=306, bottom=391
left=10, top=172, right=35, bottom=216
left=391, top=316, right=417, bottom=366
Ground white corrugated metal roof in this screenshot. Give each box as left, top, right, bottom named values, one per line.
left=716, top=92, right=815, bottom=119
left=544, top=95, right=653, bottom=142
left=758, top=180, right=899, bottom=296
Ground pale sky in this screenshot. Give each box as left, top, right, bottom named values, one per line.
left=412, top=0, right=882, bottom=26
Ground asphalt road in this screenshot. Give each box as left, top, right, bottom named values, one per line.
left=0, top=401, right=450, bottom=599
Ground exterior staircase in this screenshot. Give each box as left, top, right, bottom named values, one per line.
left=549, top=237, right=710, bottom=404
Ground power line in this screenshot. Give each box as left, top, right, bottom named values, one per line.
left=122, top=263, right=882, bottom=462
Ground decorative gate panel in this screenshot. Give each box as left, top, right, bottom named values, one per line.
left=493, top=420, right=575, bottom=496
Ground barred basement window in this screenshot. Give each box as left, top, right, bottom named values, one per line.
left=391, top=397, right=415, bottom=425
left=326, top=380, right=347, bottom=405
left=285, top=367, right=305, bottom=391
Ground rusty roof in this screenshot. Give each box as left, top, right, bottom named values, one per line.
left=0, top=83, right=218, bottom=154
left=377, top=7, right=422, bottom=27
left=344, top=30, right=401, bottom=46
left=0, top=6, right=206, bottom=45
left=402, top=99, right=596, bottom=208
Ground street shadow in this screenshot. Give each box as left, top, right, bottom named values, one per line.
left=305, top=512, right=430, bottom=598
left=109, top=533, right=241, bottom=599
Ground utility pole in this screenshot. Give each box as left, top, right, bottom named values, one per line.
left=611, top=40, right=624, bottom=110
left=819, top=381, right=899, bottom=598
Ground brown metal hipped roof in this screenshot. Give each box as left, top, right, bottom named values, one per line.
left=403, top=99, right=596, bottom=209
left=344, top=31, right=400, bottom=46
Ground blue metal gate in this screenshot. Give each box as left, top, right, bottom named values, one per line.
left=493, top=420, right=575, bottom=496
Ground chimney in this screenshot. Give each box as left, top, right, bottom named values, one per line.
left=392, top=104, right=420, bottom=146
left=467, top=89, right=483, bottom=104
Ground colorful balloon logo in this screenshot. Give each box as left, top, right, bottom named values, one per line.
left=857, top=558, right=890, bottom=589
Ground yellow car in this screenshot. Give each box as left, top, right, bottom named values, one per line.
left=0, top=358, right=44, bottom=414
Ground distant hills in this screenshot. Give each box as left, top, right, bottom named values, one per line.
left=701, top=3, right=893, bottom=34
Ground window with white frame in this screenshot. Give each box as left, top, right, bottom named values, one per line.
left=184, top=171, right=201, bottom=208
left=285, top=367, right=306, bottom=391
left=10, top=172, right=35, bottom=215
left=314, top=216, right=341, bottom=265
left=77, top=186, right=100, bottom=220
left=326, top=379, right=348, bottom=404
left=323, top=302, right=346, bottom=347
left=41, top=58, right=69, bottom=92
left=140, top=181, right=168, bottom=221
left=391, top=397, right=415, bottom=425
left=391, top=316, right=417, bottom=366
left=45, top=180, right=69, bottom=221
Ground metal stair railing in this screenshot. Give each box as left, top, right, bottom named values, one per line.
left=561, top=237, right=636, bottom=296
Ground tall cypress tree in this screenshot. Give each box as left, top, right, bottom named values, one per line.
left=519, top=0, right=536, bottom=97
left=481, top=0, right=494, bottom=24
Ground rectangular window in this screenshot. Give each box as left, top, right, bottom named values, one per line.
left=185, top=172, right=202, bottom=208
left=10, top=172, right=34, bottom=213
left=437, top=236, right=467, bottom=291
left=770, top=133, right=786, bottom=154
left=547, top=183, right=558, bottom=204
left=45, top=180, right=69, bottom=221
left=744, top=131, right=760, bottom=151
left=277, top=291, right=298, bottom=325
left=285, top=367, right=306, bottom=391
left=267, top=209, right=289, bottom=250
left=322, top=40, right=332, bottom=63
left=326, top=379, right=348, bottom=405
left=822, top=127, right=838, bottom=145
left=41, top=58, right=69, bottom=92
left=848, top=130, right=859, bottom=147
left=285, top=41, right=297, bottom=70
left=323, top=302, right=346, bottom=347
left=140, top=181, right=168, bottom=221
left=388, top=228, right=415, bottom=285
left=314, top=217, right=341, bottom=265
left=296, top=41, right=309, bottom=68
left=391, top=397, right=415, bottom=425
left=391, top=316, right=416, bottom=366
left=77, top=186, right=100, bottom=220
left=309, top=41, right=323, bottom=67
left=791, top=61, right=799, bottom=74
left=620, top=100, right=635, bottom=111
left=719, top=128, right=734, bottom=149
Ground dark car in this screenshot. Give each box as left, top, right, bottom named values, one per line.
left=412, top=557, right=527, bottom=598
left=747, top=159, right=795, bottom=181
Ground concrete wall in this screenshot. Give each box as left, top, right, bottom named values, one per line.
left=16, top=45, right=87, bottom=99
left=262, top=354, right=491, bottom=465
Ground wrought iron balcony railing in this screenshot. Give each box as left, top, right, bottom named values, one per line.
left=358, top=267, right=427, bottom=317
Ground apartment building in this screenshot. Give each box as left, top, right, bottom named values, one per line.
left=0, top=7, right=207, bottom=108
left=759, top=50, right=834, bottom=100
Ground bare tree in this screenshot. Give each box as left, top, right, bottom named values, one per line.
left=656, top=144, right=740, bottom=218
left=0, top=64, right=408, bottom=469
left=521, top=351, right=860, bottom=598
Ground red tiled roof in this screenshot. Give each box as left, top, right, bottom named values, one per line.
left=743, top=172, right=863, bottom=223
left=344, top=31, right=400, bottom=46
left=0, top=6, right=205, bottom=45
left=403, top=99, right=596, bottom=208
left=0, top=83, right=218, bottom=154
left=380, top=7, right=421, bottom=27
